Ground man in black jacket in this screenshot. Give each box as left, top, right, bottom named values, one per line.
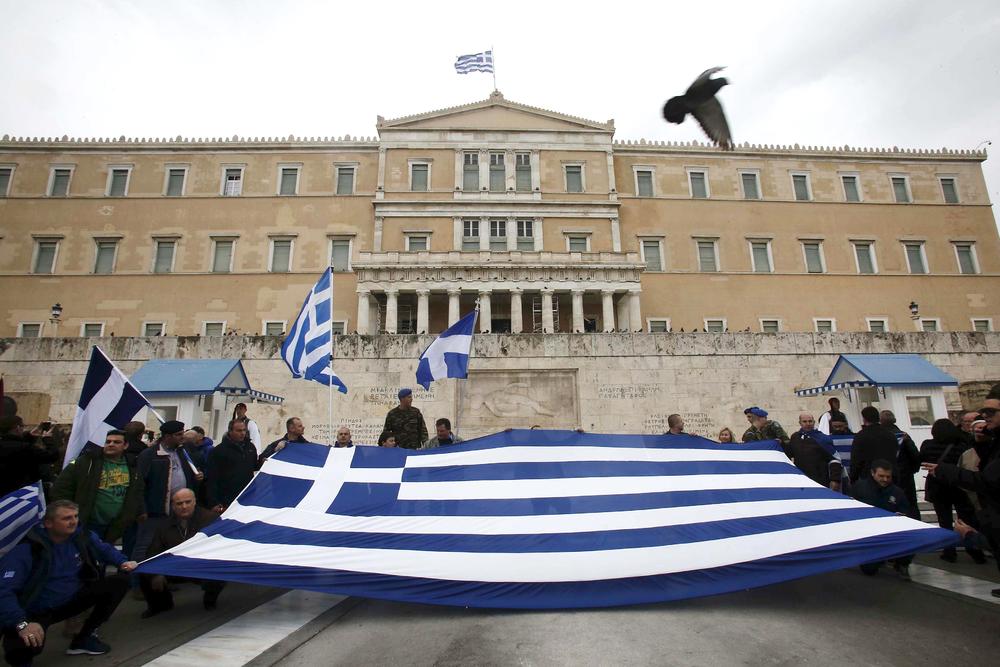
left=205, top=420, right=257, bottom=513
left=0, top=416, right=59, bottom=497
left=784, top=413, right=843, bottom=490
left=852, top=459, right=915, bottom=581
left=881, top=410, right=922, bottom=521
left=257, top=417, right=308, bottom=469
left=850, top=406, right=899, bottom=483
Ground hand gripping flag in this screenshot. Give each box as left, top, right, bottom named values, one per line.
left=0, top=482, right=45, bottom=558
left=136, top=430, right=958, bottom=609
left=416, top=311, right=476, bottom=390
left=64, top=346, right=153, bottom=467
left=281, top=268, right=347, bottom=393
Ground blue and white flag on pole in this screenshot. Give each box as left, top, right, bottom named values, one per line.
left=415, top=311, right=476, bottom=390
left=137, top=430, right=957, bottom=609
left=281, top=268, right=347, bottom=394
left=455, top=50, right=494, bottom=74
left=0, top=482, right=45, bottom=558
left=64, top=346, right=153, bottom=467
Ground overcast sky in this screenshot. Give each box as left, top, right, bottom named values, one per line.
left=2, top=0, right=999, bottom=215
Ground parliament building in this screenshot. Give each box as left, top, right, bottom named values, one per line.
left=1, top=91, right=997, bottom=339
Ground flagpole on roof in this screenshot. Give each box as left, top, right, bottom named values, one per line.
left=491, top=45, right=497, bottom=91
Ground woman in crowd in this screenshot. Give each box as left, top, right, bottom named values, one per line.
left=718, top=427, right=735, bottom=444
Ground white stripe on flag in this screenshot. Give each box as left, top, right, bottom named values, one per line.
left=407, top=446, right=792, bottom=467
left=291, top=447, right=356, bottom=512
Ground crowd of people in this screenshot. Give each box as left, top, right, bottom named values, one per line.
left=2, top=384, right=1000, bottom=663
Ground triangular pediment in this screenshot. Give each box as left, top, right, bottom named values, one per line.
left=377, top=91, right=614, bottom=134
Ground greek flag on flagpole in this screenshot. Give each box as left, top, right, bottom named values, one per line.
left=281, top=268, right=347, bottom=394
left=416, top=311, right=476, bottom=390
left=64, top=346, right=153, bottom=467
left=137, top=430, right=958, bottom=609
left=455, top=50, right=494, bottom=74
left=0, top=483, right=45, bottom=558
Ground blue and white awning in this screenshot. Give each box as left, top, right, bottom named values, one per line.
left=795, top=354, right=957, bottom=397
left=795, top=380, right=875, bottom=397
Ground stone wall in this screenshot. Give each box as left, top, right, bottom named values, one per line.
left=2, top=332, right=998, bottom=444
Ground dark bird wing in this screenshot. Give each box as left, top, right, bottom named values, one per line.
left=690, top=96, right=733, bottom=150
left=688, top=66, right=726, bottom=93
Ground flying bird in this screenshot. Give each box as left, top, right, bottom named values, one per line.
left=663, top=67, right=733, bottom=150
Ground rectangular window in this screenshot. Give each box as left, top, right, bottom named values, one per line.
left=0, top=167, right=12, bottom=197
left=940, top=177, right=959, bottom=204
left=489, top=219, right=507, bottom=251
left=904, top=242, right=927, bottom=274
left=792, top=173, right=811, bottom=201
left=705, top=319, right=726, bottom=333
left=212, top=239, right=235, bottom=273
left=166, top=168, right=186, bottom=196
left=920, top=319, right=940, bottom=332
left=642, top=240, right=663, bottom=272
left=49, top=168, right=71, bottom=196
left=406, top=235, right=428, bottom=251
left=330, top=239, right=351, bottom=271
left=33, top=240, right=58, bottom=274
left=568, top=235, right=589, bottom=252
left=906, top=396, right=934, bottom=426
left=516, top=219, right=534, bottom=251
left=336, top=166, right=355, bottom=195
left=565, top=165, right=583, bottom=193
left=142, top=322, right=165, bottom=337
left=891, top=176, right=911, bottom=203
left=223, top=168, right=243, bottom=196
left=270, top=239, right=292, bottom=272
left=648, top=319, right=670, bottom=333
left=750, top=241, right=772, bottom=273
left=263, top=321, right=285, bottom=336
left=153, top=240, right=176, bottom=273
left=853, top=242, right=876, bottom=274
left=93, top=240, right=118, bottom=274
left=462, top=219, right=480, bottom=251
left=203, top=322, right=225, bottom=336
left=279, top=167, right=299, bottom=195
left=740, top=172, right=760, bottom=200
left=954, top=243, right=978, bottom=274
left=688, top=170, right=708, bottom=198
left=81, top=323, right=105, bottom=337
left=515, top=153, right=531, bottom=192
left=18, top=323, right=42, bottom=338
left=802, top=242, right=824, bottom=273
left=761, top=319, right=780, bottom=333
left=331, top=321, right=346, bottom=335
left=867, top=319, right=888, bottom=333
left=636, top=169, right=653, bottom=197
left=697, top=240, right=719, bottom=272
left=814, top=319, right=835, bottom=333
left=410, top=163, right=429, bottom=192
left=489, top=152, right=505, bottom=192
left=842, top=175, right=861, bottom=202
left=972, top=319, right=992, bottom=333
left=107, top=168, right=130, bottom=196
left=463, top=152, right=479, bottom=191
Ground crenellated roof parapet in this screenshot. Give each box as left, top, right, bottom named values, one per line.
left=612, top=138, right=987, bottom=161
left=0, top=134, right=380, bottom=151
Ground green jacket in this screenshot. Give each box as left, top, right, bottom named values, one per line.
left=384, top=406, right=428, bottom=450
left=742, top=420, right=790, bottom=445
left=52, top=450, right=144, bottom=542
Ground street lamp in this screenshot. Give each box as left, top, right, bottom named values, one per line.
left=909, top=301, right=920, bottom=320
left=49, top=303, right=63, bottom=337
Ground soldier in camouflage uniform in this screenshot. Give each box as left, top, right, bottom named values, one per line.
left=383, top=388, right=428, bottom=450
left=742, top=407, right=790, bottom=445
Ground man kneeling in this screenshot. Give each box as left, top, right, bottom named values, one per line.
left=140, top=489, right=225, bottom=617
left=851, top=459, right=914, bottom=581
left=0, top=500, right=137, bottom=664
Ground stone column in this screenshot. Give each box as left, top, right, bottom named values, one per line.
left=373, top=216, right=384, bottom=252
left=610, top=217, right=622, bottom=252
left=510, top=288, right=523, bottom=334
left=601, top=289, right=615, bottom=332
left=628, top=289, right=642, bottom=332
left=616, top=292, right=629, bottom=332
left=356, top=290, right=371, bottom=334
left=478, top=290, right=492, bottom=333
left=416, top=289, right=429, bottom=334
left=448, top=289, right=461, bottom=326
left=541, top=290, right=555, bottom=333
left=571, top=289, right=585, bottom=333
left=385, top=289, right=398, bottom=334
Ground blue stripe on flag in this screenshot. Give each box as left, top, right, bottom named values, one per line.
left=272, top=442, right=336, bottom=468
left=401, top=460, right=796, bottom=483
left=281, top=268, right=347, bottom=393
left=77, top=348, right=114, bottom=408
left=236, top=474, right=313, bottom=509
left=327, top=483, right=401, bottom=515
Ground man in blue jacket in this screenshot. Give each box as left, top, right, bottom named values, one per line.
left=0, top=500, right=137, bottom=664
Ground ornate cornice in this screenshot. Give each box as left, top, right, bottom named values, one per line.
left=0, top=135, right=379, bottom=150
left=613, top=138, right=987, bottom=161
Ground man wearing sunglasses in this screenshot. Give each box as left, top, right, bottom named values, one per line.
left=923, top=391, right=1000, bottom=597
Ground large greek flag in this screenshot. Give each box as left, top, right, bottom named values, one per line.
left=64, top=346, right=152, bottom=467
left=281, top=268, right=347, bottom=393
left=455, top=50, right=494, bottom=74
left=0, top=483, right=45, bottom=558
left=136, top=430, right=955, bottom=608
left=416, top=311, right=476, bottom=390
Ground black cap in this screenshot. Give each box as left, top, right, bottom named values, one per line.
left=160, top=420, right=185, bottom=435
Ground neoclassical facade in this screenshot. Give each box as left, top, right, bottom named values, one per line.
left=1, top=91, right=997, bottom=338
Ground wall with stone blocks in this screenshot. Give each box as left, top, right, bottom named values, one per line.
left=2, top=332, right=998, bottom=445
